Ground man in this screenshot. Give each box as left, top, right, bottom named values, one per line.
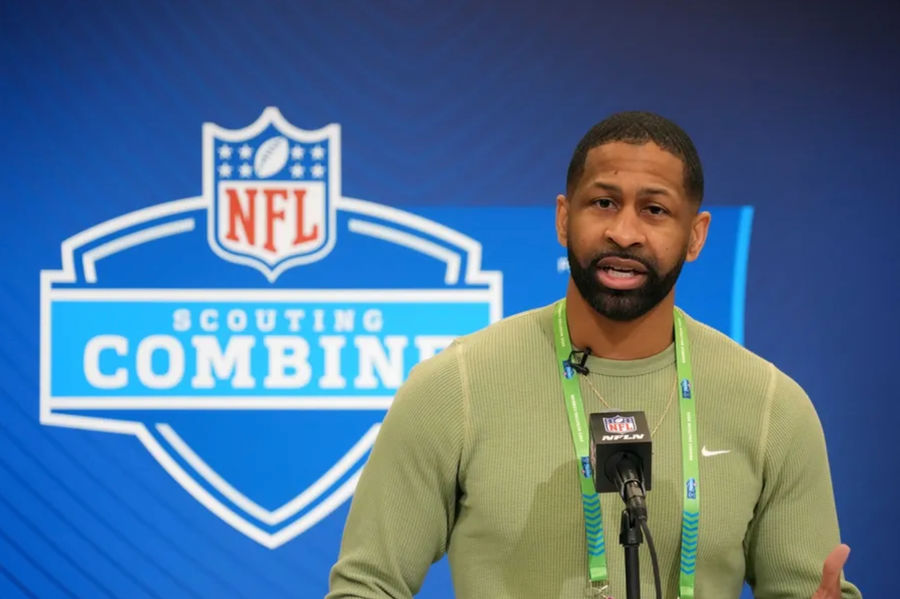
left=328, top=112, right=861, bottom=598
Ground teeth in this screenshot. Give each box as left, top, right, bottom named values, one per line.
left=607, top=269, right=636, bottom=278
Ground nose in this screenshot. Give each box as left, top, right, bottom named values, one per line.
left=604, top=206, right=646, bottom=248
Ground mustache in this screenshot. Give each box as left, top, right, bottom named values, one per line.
left=586, top=250, right=658, bottom=275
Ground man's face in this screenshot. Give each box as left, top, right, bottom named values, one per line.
left=556, top=141, right=710, bottom=321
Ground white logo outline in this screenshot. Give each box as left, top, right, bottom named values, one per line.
left=40, top=196, right=502, bottom=548
left=40, top=113, right=503, bottom=549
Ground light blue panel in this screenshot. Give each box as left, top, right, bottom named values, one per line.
left=50, top=300, right=489, bottom=396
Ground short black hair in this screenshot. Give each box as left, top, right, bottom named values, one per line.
left=565, top=111, right=704, bottom=204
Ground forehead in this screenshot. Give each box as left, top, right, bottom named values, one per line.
left=577, top=141, right=686, bottom=195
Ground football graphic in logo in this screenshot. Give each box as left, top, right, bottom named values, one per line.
left=253, top=135, right=291, bottom=178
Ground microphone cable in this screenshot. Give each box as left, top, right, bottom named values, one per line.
left=638, top=517, right=662, bottom=599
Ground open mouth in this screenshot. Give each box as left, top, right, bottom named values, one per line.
left=601, top=266, right=643, bottom=277
left=595, top=257, right=649, bottom=289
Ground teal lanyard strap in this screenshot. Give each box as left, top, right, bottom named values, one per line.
left=553, top=300, right=700, bottom=597
left=673, top=308, right=699, bottom=599
left=553, top=301, right=608, bottom=582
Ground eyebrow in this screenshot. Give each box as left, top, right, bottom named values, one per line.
left=590, top=181, right=623, bottom=194
left=589, top=181, right=674, bottom=198
left=638, top=186, right=673, bottom=198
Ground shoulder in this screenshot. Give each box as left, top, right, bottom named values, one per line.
left=685, top=310, right=780, bottom=396
left=683, top=310, right=772, bottom=377
left=400, top=301, right=556, bottom=396
left=451, top=301, right=556, bottom=362
left=682, top=310, right=826, bottom=478
left=682, top=308, right=819, bottom=426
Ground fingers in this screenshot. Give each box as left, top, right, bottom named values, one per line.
left=815, top=544, right=850, bottom=597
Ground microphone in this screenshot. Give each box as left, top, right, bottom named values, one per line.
left=589, top=411, right=652, bottom=519
left=590, top=410, right=663, bottom=599
left=567, top=347, right=592, bottom=375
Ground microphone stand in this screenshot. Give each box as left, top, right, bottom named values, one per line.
left=619, top=508, right=643, bottom=599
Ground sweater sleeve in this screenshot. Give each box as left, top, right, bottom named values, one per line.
left=743, top=365, right=861, bottom=598
left=327, top=342, right=467, bottom=598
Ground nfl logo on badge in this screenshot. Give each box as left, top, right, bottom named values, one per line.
left=603, top=415, right=637, bottom=434
left=205, top=107, right=339, bottom=281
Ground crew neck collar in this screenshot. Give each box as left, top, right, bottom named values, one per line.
left=545, top=300, right=677, bottom=377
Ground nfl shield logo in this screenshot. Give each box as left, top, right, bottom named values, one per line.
left=603, top=415, right=637, bottom=433
left=204, top=107, right=339, bottom=281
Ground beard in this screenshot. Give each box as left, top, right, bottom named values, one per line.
left=567, top=244, right=687, bottom=321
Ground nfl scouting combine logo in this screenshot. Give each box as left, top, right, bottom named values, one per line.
left=39, top=108, right=502, bottom=548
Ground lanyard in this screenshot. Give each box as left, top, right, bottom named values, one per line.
left=553, top=300, right=700, bottom=598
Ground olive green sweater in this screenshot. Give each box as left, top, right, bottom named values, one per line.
left=328, top=302, right=861, bottom=598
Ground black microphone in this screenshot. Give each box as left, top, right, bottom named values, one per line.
left=590, top=410, right=663, bottom=599
left=567, top=347, right=592, bottom=375
left=588, top=411, right=652, bottom=519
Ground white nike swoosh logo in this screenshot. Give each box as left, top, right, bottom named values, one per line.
left=701, top=446, right=731, bottom=457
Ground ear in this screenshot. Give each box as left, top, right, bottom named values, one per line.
left=556, top=194, right=569, bottom=247
left=686, top=210, right=711, bottom=262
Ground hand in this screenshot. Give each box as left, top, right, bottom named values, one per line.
left=811, top=544, right=850, bottom=599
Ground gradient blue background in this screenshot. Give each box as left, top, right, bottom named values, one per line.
left=2, top=1, right=897, bottom=597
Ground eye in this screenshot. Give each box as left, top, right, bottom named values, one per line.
left=644, top=204, right=668, bottom=216
left=592, top=198, right=615, bottom=209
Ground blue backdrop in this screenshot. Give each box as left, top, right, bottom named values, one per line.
left=2, top=1, right=897, bottom=597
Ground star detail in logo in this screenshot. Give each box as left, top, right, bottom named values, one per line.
left=218, top=144, right=233, bottom=159
left=701, top=446, right=731, bottom=457
left=217, top=163, right=233, bottom=178
left=290, top=163, right=305, bottom=178
left=290, top=145, right=305, bottom=160
left=311, top=163, right=325, bottom=178
left=239, top=162, right=253, bottom=178
left=239, top=143, right=253, bottom=160
left=311, top=145, right=325, bottom=160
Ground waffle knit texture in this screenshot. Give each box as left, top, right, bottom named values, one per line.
left=328, top=301, right=861, bottom=599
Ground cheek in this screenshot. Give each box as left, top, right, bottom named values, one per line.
left=647, top=230, right=690, bottom=267
left=662, top=235, right=692, bottom=264
left=567, top=230, right=599, bottom=258
left=567, top=218, right=604, bottom=248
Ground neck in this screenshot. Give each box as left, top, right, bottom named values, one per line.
left=565, top=279, right=675, bottom=360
